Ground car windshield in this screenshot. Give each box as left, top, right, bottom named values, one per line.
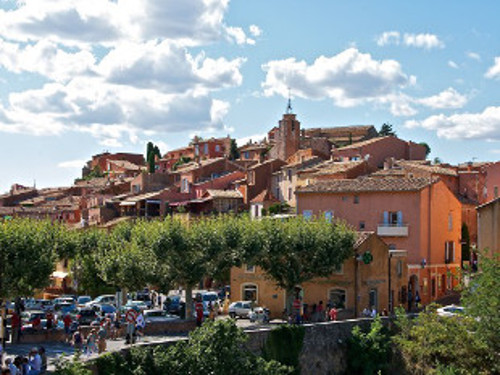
left=78, top=297, right=91, bottom=303
left=203, top=294, right=217, bottom=302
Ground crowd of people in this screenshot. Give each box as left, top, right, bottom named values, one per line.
left=0, top=346, right=47, bottom=375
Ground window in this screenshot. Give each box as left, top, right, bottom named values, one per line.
left=287, top=169, right=293, bottom=181
left=445, top=241, right=455, bottom=263
left=195, top=145, right=199, bottom=156
left=204, top=143, right=209, bottom=155
left=396, top=260, right=403, bottom=277
left=242, top=284, right=258, bottom=302
left=495, top=186, right=499, bottom=198
left=354, top=196, right=359, bottom=204
left=276, top=187, right=280, bottom=199
left=383, top=211, right=403, bottom=226
left=324, top=211, right=333, bottom=223
left=181, top=178, right=189, bottom=193
left=288, top=187, right=293, bottom=201
left=388, top=244, right=396, bottom=250
left=422, top=278, right=428, bottom=295
left=215, top=144, right=220, bottom=152
left=448, top=213, right=453, bottom=231
left=244, top=151, right=250, bottom=159
left=329, top=289, right=346, bottom=309
left=359, top=221, right=365, bottom=230
left=342, top=196, right=348, bottom=202
left=245, top=264, right=255, bottom=273
left=303, top=210, right=313, bottom=220
left=431, top=278, right=436, bottom=297
left=369, top=289, right=378, bottom=310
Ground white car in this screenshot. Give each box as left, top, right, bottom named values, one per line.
left=437, top=305, right=465, bottom=317
left=86, top=294, right=116, bottom=307
left=228, top=301, right=253, bottom=319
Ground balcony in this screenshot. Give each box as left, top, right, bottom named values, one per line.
left=377, top=223, right=409, bottom=237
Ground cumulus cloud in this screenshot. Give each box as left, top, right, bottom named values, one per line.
left=262, top=48, right=414, bottom=108
left=448, top=60, right=459, bottom=69
left=485, top=57, right=500, bottom=79
left=249, top=24, right=262, bottom=37
left=418, top=88, right=468, bottom=109
left=405, top=106, right=500, bottom=140
left=0, top=0, right=251, bottom=145
left=376, top=31, right=444, bottom=49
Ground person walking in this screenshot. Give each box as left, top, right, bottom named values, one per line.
left=62, top=314, right=72, bottom=342
left=125, top=309, right=137, bottom=344
left=329, top=306, right=338, bottom=321
left=317, top=301, right=324, bottom=322
left=97, top=325, right=107, bottom=354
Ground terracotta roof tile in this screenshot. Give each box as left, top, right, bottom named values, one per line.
left=296, top=177, right=437, bottom=194
left=298, top=160, right=365, bottom=176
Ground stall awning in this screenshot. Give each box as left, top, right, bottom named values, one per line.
left=51, top=271, right=69, bottom=279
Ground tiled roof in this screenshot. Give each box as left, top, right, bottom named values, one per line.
left=283, top=156, right=322, bottom=169
left=372, top=160, right=458, bottom=177
left=354, top=231, right=374, bottom=248
left=298, top=160, right=365, bottom=176
left=296, top=177, right=437, bottom=194
left=108, top=159, right=143, bottom=170
left=206, top=189, right=243, bottom=199
left=250, top=189, right=279, bottom=203
left=334, top=136, right=391, bottom=151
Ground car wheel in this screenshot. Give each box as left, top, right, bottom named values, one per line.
left=229, top=312, right=236, bottom=319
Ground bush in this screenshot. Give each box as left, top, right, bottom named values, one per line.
left=262, top=324, right=305, bottom=374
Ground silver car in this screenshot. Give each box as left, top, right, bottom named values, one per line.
left=228, top=301, right=253, bottom=319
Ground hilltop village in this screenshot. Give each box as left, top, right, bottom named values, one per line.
left=1, top=107, right=499, bottom=317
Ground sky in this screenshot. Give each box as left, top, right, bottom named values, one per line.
left=1, top=0, right=500, bottom=193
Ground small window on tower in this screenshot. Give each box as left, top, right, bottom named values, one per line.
left=291, top=121, right=295, bottom=131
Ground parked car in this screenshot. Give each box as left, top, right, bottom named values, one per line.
left=135, top=290, right=152, bottom=308
left=143, top=309, right=180, bottom=324
left=21, top=310, right=46, bottom=324
left=77, top=296, right=92, bottom=307
left=93, top=303, right=116, bottom=316
left=25, top=299, right=54, bottom=311
left=121, top=300, right=148, bottom=313
left=437, top=305, right=465, bottom=317
left=86, top=294, right=116, bottom=308
left=75, top=308, right=98, bottom=326
left=163, top=295, right=184, bottom=315
left=228, top=301, right=253, bottom=319
left=249, top=307, right=270, bottom=323
left=54, top=301, right=77, bottom=315
left=200, top=292, right=219, bottom=316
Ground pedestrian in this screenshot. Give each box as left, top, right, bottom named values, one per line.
left=28, top=347, right=41, bottom=375
left=329, top=306, right=337, bottom=321
left=62, top=314, right=72, bottom=342
left=195, top=299, right=204, bottom=327
left=317, top=301, right=324, bottom=322
left=4, top=358, right=16, bottom=375
left=371, top=306, right=377, bottom=318
left=38, top=347, right=47, bottom=374
left=45, top=311, right=53, bottom=331
left=10, top=313, right=20, bottom=344
left=135, top=312, right=145, bottom=339
left=86, top=330, right=97, bottom=356
left=112, top=312, right=121, bottom=340
left=97, top=325, right=107, bottom=354
left=31, top=316, right=41, bottom=331
left=311, top=303, right=317, bottom=322
left=1, top=368, right=11, bottom=375
left=125, top=309, right=137, bottom=345
left=72, top=329, right=83, bottom=351
left=157, top=294, right=162, bottom=309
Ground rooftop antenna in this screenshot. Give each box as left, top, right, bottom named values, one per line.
left=286, top=87, right=293, bottom=114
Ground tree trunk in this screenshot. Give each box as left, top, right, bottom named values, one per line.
left=0, top=299, right=5, bottom=348
left=185, top=285, right=193, bottom=320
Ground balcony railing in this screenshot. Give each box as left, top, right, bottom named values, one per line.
left=377, top=223, right=409, bottom=237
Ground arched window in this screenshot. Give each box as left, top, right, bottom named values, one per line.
left=242, top=284, right=258, bottom=302
left=329, top=288, right=346, bottom=309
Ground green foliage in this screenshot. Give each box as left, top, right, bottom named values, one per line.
left=93, top=320, right=291, bottom=375
left=0, top=219, right=57, bottom=299
left=268, top=202, right=291, bottom=215
left=54, top=352, right=92, bottom=375
left=75, top=166, right=104, bottom=183
left=461, top=252, right=500, bottom=371
left=347, top=316, right=391, bottom=375
left=262, top=324, right=305, bottom=374
left=229, top=138, right=240, bottom=160
left=419, top=142, right=431, bottom=158
left=379, top=123, right=396, bottom=137
left=393, top=306, right=490, bottom=375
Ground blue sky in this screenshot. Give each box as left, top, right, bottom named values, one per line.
left=1, top=0, right=500, bottom=193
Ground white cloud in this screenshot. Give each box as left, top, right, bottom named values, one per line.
left=0, top=0, right=251, bottom=146
left=467, top=52, right=481, bottom=61
left=58, top=159, right=87, bottom=169
left=249, top=24, right=262, bottom=37
left=405, top=106, right=500, bottom=140
left=403, top=33, right=444, bottom=49
left=485, top=57, right=500, bottom=79
left=448, top=60, right=459, bottom=69
left=262, top=48, right=413, bottom=109
left=376, top=31, right=400, bottom=46
left=418, top=88, right=467, bottom=109
left=376, top=31, right=444, bottom=49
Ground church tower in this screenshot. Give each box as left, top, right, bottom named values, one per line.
left=272, top=95, right=301, bottom=161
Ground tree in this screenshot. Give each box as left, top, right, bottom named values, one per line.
left=347, top=316, right=392, bottom=375
left=146, top=141, right=161, bottom=173
left=252, top=218, right=355, bottom=311
left=379, top=123, right=396, bottom=137
left=461, top=252, right=500, bottom=372
left=419, top=142, right=431, bottom=158
left=433, top=157, right=442, bottom=165
left=229, top=138, right=240, bottom=160
left=0, top=219, right=58, bottom=341
left=393, top=305, right=489, bottom=375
